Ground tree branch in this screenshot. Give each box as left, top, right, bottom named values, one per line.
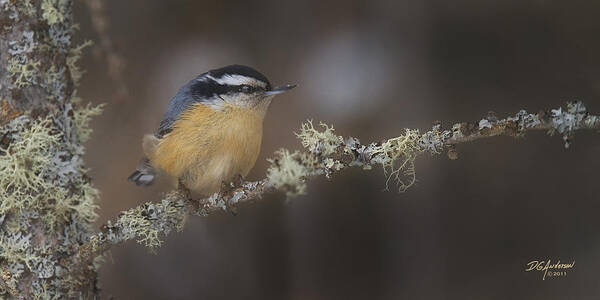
left=78, top=101, right=599, bottom=263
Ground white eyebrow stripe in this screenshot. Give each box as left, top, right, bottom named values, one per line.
left=206, top=74, right=268, bottom=88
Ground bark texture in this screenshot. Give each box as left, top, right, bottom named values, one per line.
left=0, top=1, right=101, bottom=298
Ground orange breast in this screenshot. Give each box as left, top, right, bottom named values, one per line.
left=150, top=103, right=264, bottom=195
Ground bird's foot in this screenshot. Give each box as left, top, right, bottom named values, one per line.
left=219, top=174, right=245, bottom=215
left=220, top=174, right=245, bottom=193
left=177, top=179, right=192, bottom=200
left=232, top=173, right=244, bottom=188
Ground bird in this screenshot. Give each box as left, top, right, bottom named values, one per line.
left=128, top=64, right=296, bottom=195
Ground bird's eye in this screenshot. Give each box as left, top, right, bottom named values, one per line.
left=240, top=85, right=252, bottom=93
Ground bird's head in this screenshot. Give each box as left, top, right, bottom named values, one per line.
left=190, top=65, right=296, bottom=112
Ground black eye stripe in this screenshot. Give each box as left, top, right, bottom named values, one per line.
left=190, top=77, right=266, bottom=101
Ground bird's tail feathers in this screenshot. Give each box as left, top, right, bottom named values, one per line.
left=128, top=158, right=157, bottom=186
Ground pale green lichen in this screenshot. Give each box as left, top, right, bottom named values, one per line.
left=107, top=195, right=186, bottom=251
left=20, top=0, right=36, bottom=16
left=0, top=113, right=100, bottom=226
left=266, top=149, right=313, bottom=197
left=41, top=0, right=68, bottom=25
left=296, top=120, right=344, bottom=156
left=1, top=0, right=36, bottom=24
left=370, top=129, right=422, bottom=192
left=584, top=115, right=600, bottom=128
left=7, top=58, right=41, bottom=88
left=66, top=40, right=92, bottom=86
left=42, top=181, right=99, bottom=232
left=0, top=117, right=60, bottom=214
left=323, top=157, right=343, bottom=171
left=117, top=208, right=162, bottom=249
left=72, top=101, right=104, bottom=142
left=0, top=233, right=40, bottom=270
left=0, top=1, right=104, bottom=297
left=274, top=121, right=423, bottom=195
left=0, top=110, right=102, bottom=297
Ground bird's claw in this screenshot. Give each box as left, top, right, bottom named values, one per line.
left=219, top=174, right=244, bottom=215
left=177, top=179, right=192, bottom=200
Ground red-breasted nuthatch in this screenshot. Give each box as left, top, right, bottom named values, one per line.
left=128, top=65, right=296, bottom=195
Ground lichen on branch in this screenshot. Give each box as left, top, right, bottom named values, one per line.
left=78, top=101, right=600, bottom=266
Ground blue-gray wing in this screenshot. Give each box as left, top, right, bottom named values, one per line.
left=156, top=73, right=221, bottom=138
left=156, top=81, right=194, bottom=138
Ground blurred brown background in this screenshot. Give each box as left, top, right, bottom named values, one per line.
left=75, top=0, right=600, bottom=299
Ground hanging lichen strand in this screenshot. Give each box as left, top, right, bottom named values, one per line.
left=0, top=0, right=103, bottom=298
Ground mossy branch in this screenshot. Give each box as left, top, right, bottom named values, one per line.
left=78, top=101, right=600, bottom=262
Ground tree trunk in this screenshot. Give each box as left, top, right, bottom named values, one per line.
left=0, top=1, right=101, bottom=298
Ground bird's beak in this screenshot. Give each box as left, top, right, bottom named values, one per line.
left=265, top=84, right=297, bottom=96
